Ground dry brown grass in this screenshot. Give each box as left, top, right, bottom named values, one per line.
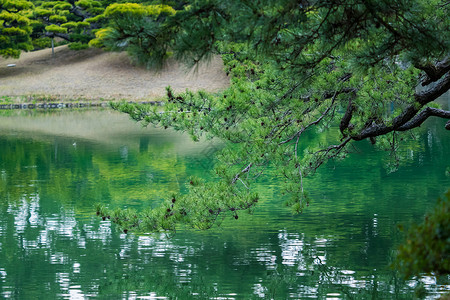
left=0, top=46, right=229, bottom=102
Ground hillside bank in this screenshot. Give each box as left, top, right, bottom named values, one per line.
left=0, top=46, right=229, bottom=103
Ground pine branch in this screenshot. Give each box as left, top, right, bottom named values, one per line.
left=231, top=163, right=253, bottom=185
left=417, top=57, right=450, bottom=86
left=353, top=71, right=450, bottom=140
left=397, top=107, right=450, bottom=131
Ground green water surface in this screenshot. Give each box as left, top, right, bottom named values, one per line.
left=0, top=105, right=449, bottom=299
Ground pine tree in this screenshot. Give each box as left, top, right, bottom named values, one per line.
left=101, top=0, right=449, bottom=233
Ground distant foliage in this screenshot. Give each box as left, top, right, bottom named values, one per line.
left=2, top=0, right=180, bottom=57
left=68, top=41, right=89, bottom=50
left=89, top=3, right=176, bottom=68
left=0, top=0, right=34, bottom=58
left=30, top=0, right=106, bottom=49
left=44, top=24, right=67, bottom=33
left=395, top=190, right=450, bottom=278
left=32, top=36, right=51, bottom=49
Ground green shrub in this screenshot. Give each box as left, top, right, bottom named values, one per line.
left=395, top=190, right=450, bottom=278
left=68, top=42, right=89, bottom=50
left=32, top=37, right=52, bottom=49
left=69, top=33, right=93, bottom=43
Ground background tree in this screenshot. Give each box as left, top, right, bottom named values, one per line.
left=0, top=0, right=34, bottom=58
left=89, top=2, right=176, bottom=68
left=102, top=0, right=450, bottom=233
left=30, top=0, right=105, bottom=54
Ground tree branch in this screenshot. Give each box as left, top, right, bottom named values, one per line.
left=353, top=71, right=450, bottom=140
left=232, top=163, right=253, bottom=184
left=415, top=71, right=450, bottom=105
left=339, top=94, right=356, bottom=136
left=397, top=107, right=450, bottom=131
left=314, top=136, right=352, bottom=156
left=70, top=6, right=92, bottom=19
left=417, top=58, right=450, bottom=86
left=309, top=136, right=352, bottom=172
left=363, top=2, right=402, bottom=39
left=45, top=32, right=70, bottom=41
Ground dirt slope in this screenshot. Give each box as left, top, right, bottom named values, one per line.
left=0, top=46, right=229, bottom=101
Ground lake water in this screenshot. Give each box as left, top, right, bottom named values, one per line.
left=0, top=106, right=449, bottom=299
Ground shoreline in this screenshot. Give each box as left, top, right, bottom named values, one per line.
left=0, top=100, right=163, bottom=110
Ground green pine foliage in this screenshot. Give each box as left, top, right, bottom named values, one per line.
left=96, top=177, right=259, bottom=233
left=44, top=23, right=67, bottom=33
left=107, top=0, right=450, bottom=233
left=0, top=0, right=34, bottom=58
left=89, top=3, right=176, bottom=68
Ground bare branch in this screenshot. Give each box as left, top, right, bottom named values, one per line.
left=314, top=136, right=352, bottom=156
left=232, top=163, right=253, bottom=184
left=298, top=166, right=304, bottom=194
left=70, top=6, right=92, bottom=19
left=339, top=95, right=355, bottom=136
left=294, top=134, right=300, bottom=159
left=415, top=71, right=450, bottom=105
left=397, top=107, right=450, bottom=131
left=45, top=32, right=70, bottom=41
left=309, top=137, right=352, bottom=172
left=417, top=57, right=450, bottom=86
left=237, top=177, right=249, bottom=190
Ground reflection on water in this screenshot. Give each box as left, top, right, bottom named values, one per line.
left=0, top=109, right=449, bottom=299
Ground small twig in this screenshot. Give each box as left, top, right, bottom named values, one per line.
left=298, top=166, right=304, bottom=194
left=237, top=178, right=249, bottom=190
left=314, top=136, right=352, bottom=156
left=279, top=91, right=338, bottom=145
left=294, top=134, right=300, bottom=159
left=232, top=163, right=253, bottom=184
